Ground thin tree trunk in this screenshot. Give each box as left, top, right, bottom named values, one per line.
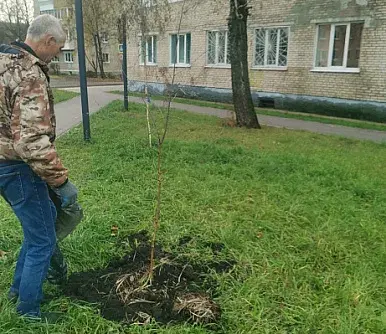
left=228, top=0, right=260, bottom=129
left=86, top=52, right=98, bottom=75
left=93, top=34, right=99, bottom=76
left=96, top=33, right=106, bottom=78
left=147, top=0, right=187, bottom=283
left=148, top=142, right=162, bottom=282
left=145, top=85, right=152, bottom=147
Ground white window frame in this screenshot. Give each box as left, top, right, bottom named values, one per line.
left=65, top=29, right=72, bottom=42
left=102, top=53, right=110, bottom=64
left=51, top=55, right=60, bottom=63
left=40, top=8, right=71, bottom=20
left=252, top=26, right=289, bottom=70
left=66, top=8, right=73, bottom=18
left=139, top=35, right=157, bottom=66
left=312, top=22, right=363, bottom=73
left=118, top=44, right=123, bottom=53
left=141, top=0, right=154, bottom=7
left=64, top=52, right=74, bottom=63
left=169, top=33, right=191, bottom=67
left=101, top=32, right=109, bottom=43
left=206, top=30, right=230, bottom=68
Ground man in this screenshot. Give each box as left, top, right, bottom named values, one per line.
left=0, top=14, right=82, bottom=321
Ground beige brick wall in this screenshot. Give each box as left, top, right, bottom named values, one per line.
left=127, top=0, right=386, bottom=103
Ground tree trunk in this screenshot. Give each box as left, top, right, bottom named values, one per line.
left=95, top=33, right=106, bottom=79
left=86, top=53, right=98, bottom=75
left=93, top=34, right=99, bottom=76
left=228, top=0, right=260, bottom=129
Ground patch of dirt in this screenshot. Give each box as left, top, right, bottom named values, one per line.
left=63, top=231, right=236, bottom=326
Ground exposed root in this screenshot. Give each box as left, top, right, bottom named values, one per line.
left=115, top=266, right=149, bottom=303
left=173, top=292, right=221, bottom=324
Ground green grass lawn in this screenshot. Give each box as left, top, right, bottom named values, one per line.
left=53, top=89, right=79, bottom=103
left=1, top=101, right=386, bottom=333
left=112, top=91, right=386, bottom=132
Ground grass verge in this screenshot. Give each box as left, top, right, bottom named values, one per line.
left=1, top=101, right=386, bottom=333
left=111, top=91, right=386, bottom=132
left=53, top=89, right=80, bottom=103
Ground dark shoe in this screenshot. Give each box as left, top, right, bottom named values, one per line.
left=22, top=312, right=64, bottom=324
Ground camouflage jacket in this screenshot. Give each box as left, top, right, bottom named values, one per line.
left=0, top=43, right=68, bottom=187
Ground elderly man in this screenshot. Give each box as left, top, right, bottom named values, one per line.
left=0, top=15, right=82, bottom=321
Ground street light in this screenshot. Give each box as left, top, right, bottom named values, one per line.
left=75, top=0, right=91, bottom=141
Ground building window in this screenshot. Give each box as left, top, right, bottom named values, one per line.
left=207, top=30, right=230, bottom=66
left=52, top=56, right=60, bottom=63
left=101, top=32, right=109, bottom=43
left=170, top=33, right=191, bottom=66
left=65, top=29, right=73, bottom=42
left=254, top=27, right=289, bottom=68
left=315, top=22, right=363, bottom=70
left=102, top=53, right=110, bottom=63
left=64, top=52, right=74, bottom=63
left=118, top=44, right=123, bottom=53
left=141, top=0, right=154, bottom=7
left=40, top=8, right=72, bottom=20
left=66, top=8, right=74, bottom=19
left=140, top=35, right=157, bottom=65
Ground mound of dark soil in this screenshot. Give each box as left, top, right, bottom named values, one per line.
left=63, top=231, right=235, bottom=325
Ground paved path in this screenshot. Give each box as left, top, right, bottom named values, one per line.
left=56, top=86, right=386, bottom=143
left=55, top=85, right=123, bottom=135
left=128, top=96, right=386, bottom=143
left=260, top=116, right=386, bottom=143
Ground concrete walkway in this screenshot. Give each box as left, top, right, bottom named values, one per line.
left=55, top=85, right=123, bottom=135
left=56, top=86, right=386, bottom=143
left=128, top=96, right=386, bottom=143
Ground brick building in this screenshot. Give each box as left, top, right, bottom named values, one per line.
left=127, top=0, right=386, bottom=120
left=33, top=0, right=122, bottom=75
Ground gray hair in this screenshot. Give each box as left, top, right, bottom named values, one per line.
left=27, top=14, right=66, bottom=43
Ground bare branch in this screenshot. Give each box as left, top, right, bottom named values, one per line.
left=0, top=0, right=30, bottom=43
left=146, top=0, right=187, bottom=283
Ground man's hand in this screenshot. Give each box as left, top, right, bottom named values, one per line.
left=53, top=180, right=78, bottom=208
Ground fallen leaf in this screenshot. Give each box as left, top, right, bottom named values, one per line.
left=111, top=225, right=119, bottom=237
left=0, top=250, right=7, bottom=258
left=257, top=232, right=263, bottom=239
left=353, top=293, right=361, bottom=306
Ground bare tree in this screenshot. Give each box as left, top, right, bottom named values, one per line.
left=82, top=0, right=119, bottom=78
left=118, top=0, right=170, bottom=145
left=146, top=2, right=187, bottom=283
left=0, top=0, right=31, bottom=43
left=116, top=0, right=185, bottom=283
left=228, top=0, right=260, bottom=128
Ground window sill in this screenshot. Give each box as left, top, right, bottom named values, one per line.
left=205, top=64, right=231, bottom=69
left=140, top=63, right=158, bottom=67
left=169, top=64, right=191, bottom=68
left=251, top=66, right=288, bottom=71
left=311, top=67, right=360, bottom=73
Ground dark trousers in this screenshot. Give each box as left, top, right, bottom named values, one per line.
left=0, top=162, right=56, bottom=316
left=0, top=161, right=82, bottom=316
